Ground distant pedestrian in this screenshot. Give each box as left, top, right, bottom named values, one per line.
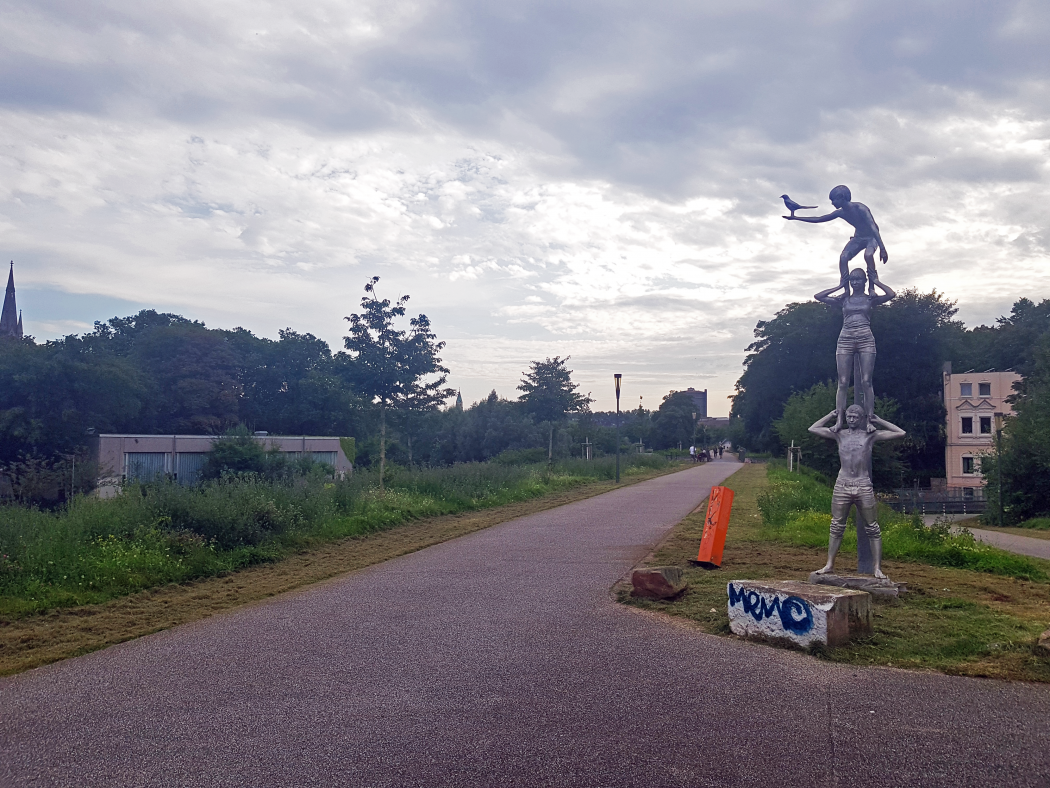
left=689, top=445, right=696, bottom=463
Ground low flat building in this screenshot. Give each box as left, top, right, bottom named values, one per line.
left=942, top=364, right=1020, bottom=490
left=95, top=433, right=354, bottom=493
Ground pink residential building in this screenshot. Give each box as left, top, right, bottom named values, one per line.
left=942, top=364, right=1020, bottom=491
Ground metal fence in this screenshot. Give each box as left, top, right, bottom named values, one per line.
left=883, top=487, right=988, bottom=515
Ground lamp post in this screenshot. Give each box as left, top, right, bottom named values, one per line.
left=994, top=412, right=1004, bottom=528
left=614, top=374, right=622, bottom=483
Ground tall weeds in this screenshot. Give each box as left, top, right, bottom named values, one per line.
left=0, top=454, right=671, bottom=617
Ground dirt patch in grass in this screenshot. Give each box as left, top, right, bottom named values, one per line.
left=618, top=464, right=1050, bottom=682
left=1, top=467, right=682, bottom=677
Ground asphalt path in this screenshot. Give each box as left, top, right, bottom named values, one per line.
left=922, top=514, right=1050, bottom=560
left=3, top=462, right=1049, bottom=787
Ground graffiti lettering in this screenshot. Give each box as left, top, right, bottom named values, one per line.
left=728, top=583, right=814, bottom=634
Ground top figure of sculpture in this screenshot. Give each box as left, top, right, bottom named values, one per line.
left=784, top=185, right=888, bottom=287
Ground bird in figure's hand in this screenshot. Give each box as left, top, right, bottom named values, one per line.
left=781, top=194, right=816, bottom=217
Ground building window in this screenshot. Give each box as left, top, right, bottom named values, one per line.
left=980, top=416, right=992, bottom=434
left=961, top=417, right=973, bottom=434
left=959, top=382, right=972, bottom=397
left=963, top=487, right=975, bottom=500
left=979, top=382, right=991, bottom=397
left=962, top=456, right=975, bottom=474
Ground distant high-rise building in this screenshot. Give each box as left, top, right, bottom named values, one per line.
left=0, top=262, right=22, bottom=339
left=684, top=387, right=707, bottom=417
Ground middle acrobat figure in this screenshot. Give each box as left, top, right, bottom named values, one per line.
left=784, top=184, right=888, bottom=288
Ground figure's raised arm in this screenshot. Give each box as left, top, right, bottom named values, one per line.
left=871, top=280, right=896, bottom=306
left=871, top=415, right=905, bottom=442
left=814, top=283, right=847, bottom=305
left=785, top=209, right=842, bottom=223
left=808, top=409, right=839, bottom=439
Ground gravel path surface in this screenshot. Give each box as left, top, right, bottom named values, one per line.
left=3, top=462, right=1049, bottom=787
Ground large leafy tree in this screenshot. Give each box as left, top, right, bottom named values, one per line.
left=343, top=277, right=453, bottom=488
left=982, top=334, right=1050, bottom=524
left=650, top=391, right=701, bottom=450
left=517, top=356, right=592, bottom=460
left=773, top=381, right=903, bottom=490
left=731, top=289, right=964, bottom=482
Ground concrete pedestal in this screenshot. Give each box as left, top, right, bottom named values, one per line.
left=727, top=580, right=872, bottom=648
left=808, top=572, right=906, bottom=599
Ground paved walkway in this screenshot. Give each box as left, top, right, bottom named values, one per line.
left=923, top=515, right=1050, bottom=560
left=4, top=463, right=1049, bottom=787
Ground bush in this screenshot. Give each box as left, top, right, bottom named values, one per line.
left=0, top=453, right=673, bottom=616
left=758, top=465, right=1046, bottom=581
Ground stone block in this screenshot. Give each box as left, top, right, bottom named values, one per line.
left=1037, top=629, right=1050, bottom=657
left=808, top=572, right=907, bottom=599
left=631, top=566, right=686, bottom=600
left=727, top=580, right=872, bottom=648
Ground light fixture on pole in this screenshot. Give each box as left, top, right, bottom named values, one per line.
left=994, top=412, right=1004, bottom=528
left=614, top=374, right=622, bottom=483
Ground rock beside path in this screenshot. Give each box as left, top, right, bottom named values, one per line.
left=1038, top=629, right=1050, bottom=657
left=631, top=566, right=686, bottom=599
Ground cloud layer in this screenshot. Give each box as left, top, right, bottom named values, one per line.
left=2, top=1, right=1049, bottom=412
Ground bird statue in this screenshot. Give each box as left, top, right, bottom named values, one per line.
left=780, top=194, right=816, bottom=217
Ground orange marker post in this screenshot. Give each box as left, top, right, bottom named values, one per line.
left=693, top=485, right=734, bottom=569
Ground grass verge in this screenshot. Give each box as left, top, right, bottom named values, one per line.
left=618, top=464, right=1050, bottom=682
left=0, top=462, right=685, bottom=676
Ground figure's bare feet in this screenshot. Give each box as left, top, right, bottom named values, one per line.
left=873, top=568, right=888, bottom=580
left=815, top=563, right=835, bottom=575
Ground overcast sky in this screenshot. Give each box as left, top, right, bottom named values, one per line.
left=3, top=1, right=1049, bottom=414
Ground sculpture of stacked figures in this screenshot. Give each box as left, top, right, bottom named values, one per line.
left=783, top=186, right=906, bottom=580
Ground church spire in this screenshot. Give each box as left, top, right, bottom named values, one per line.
left=0, top=261, right=19, bottom=339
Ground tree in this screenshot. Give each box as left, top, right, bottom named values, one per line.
left=343, top=277, right=454, bottom=489
left=982, top=334, right=1050, bottom=524
left=650, top=391, right=700, bottom=450
left=517, top=356, right=592, bottom=460
left=773, top=381, right=903, bottom=490
left=731, top=289, right=963, bottom=483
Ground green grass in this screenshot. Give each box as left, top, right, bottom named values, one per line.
left=757, top=463, right=1047, bottom=581
left=619, top=464, right=1050, bottom=682
left=1015, top=517, right=1050, bottom=530
left=0, top=454, right=672, bottom=618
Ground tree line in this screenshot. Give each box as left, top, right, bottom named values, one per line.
left=732, top=292, right=1050, bottom=491
left=0, top=278, right=719, bottom=503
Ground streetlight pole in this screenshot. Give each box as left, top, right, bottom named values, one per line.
left=994, top=412, right=1004, bottom=528
left=614, top=374, right=622, bottom=483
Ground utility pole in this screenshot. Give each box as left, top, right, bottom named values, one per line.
left=614, top=374, right=622, bottom=483
left=994, top=412, right=1004, bottom=528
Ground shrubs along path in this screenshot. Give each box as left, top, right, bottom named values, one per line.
left=620, top=463, right=1050, bottom=682
left=0, top=456, right=674, bottom=675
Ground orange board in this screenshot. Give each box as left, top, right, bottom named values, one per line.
left=694, top=485, right=734, bottom=569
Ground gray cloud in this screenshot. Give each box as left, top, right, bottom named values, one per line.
left=1, top=0, right=1049, bottom=411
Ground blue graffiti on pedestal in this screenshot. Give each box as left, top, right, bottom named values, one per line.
left=728, top=583, right=814, bottom=634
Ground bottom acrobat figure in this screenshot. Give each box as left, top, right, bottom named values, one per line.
left=808, top=405, right=905, bottom=580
